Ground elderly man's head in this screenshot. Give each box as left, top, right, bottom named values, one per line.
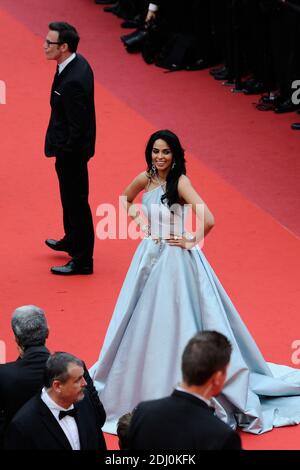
left=11, top=305, right=49, bottom=352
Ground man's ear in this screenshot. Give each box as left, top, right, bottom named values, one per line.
left=214, top=370, right=224, bottom=385
left=60, top=43, right=69, bottom=53
left=15, top=337, right=24, bottom=357
left=211, top=369, right=227, bottom=391
left=214, top=367, right=228, bottom=387
left=52, top=380, right=62, bottom=393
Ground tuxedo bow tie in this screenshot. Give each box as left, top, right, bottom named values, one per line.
left=59, top=408, right=77, bottom=420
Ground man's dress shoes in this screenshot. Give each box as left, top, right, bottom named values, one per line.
left=45, top=239, right=73, bottom=256
left=51, top=260, right=93, bottom=275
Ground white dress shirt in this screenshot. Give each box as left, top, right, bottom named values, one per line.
left=58, top=52, right=76, bottom=75
left=41, top=388, right=81, bottom=450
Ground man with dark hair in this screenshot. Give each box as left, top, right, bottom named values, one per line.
left=129, top=331, right=242, bottom=450
left=0, top=305, right=50, bottom=446
left=0, top=307, right=106, bottom=449
left=5, top=352, right=107, bottom=450
left=44, top=22, right=96, bottom=275
left=117, top=411, right=133, bottom=450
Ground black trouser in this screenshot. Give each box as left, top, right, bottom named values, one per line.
left=210, top=0, right=231, bottom=64
left=277, top=9, right=300, bottom=99
left=242, top=1, right=267, bottom=82
left=55, top=155, right=94, bottom=264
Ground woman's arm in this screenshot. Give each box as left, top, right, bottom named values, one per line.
left=122, top=172, right=150, bottom=232
left=168, top=175, right=215, bottom=249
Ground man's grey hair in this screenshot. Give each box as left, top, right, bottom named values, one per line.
left=11, top=305, right=48, bottom=348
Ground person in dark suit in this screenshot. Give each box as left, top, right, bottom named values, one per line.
left=117, top=411, right=133, bottom=450
left=4, top=352, right=107, bottom=450
left=44, top=22, right=96, bottom=275
left=129, top=331, right=242, bottom=450
left=0, top=305, right=106, bottom=449
left=0, top=305, right=50, bottom=447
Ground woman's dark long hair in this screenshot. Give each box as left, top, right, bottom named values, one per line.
left=145, top=130, right=186, bottom=207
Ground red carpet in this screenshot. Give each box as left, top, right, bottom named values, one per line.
left=0, top=1, right=300, bottom=450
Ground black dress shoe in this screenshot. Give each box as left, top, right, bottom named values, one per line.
left=243, top=81, right=267, bottom=95
left=222, top=79, right=235, bottom=86
left=261, top=94, right=280, bottom=105
left=231, top=82, right=246, bottom=93
left=121, top=28, right=148, bottom=52
left=255, top=93, right=282, bottom=111
left=209, top=65, right=226, bottom=76
left=51, top=260, right=93, bottom=275
left=121, top=18, right=140, bottom=28
left=104, top=3, right=120, bottom=14
left=291, top=123, right=300, bottom=130
left=214, top=69, right=231, bottom=81
left=274, top=98, right=299, bottom=114
left=95, top=0, right=115, bottom=4
left=45, top=239, right=72, bottom=255
left=185, top=59, right=207, bottom=71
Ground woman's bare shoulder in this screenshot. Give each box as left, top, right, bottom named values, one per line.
left=137, top=171, right=151, bottom=185
left=127, top=171, right=150, bottom=191
left=178, top=174, right=192, bottom=187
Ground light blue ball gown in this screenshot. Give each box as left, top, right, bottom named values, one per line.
left=90, top=184, right=300, bottom=435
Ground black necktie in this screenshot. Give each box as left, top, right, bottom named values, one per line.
left=59, top=408, right=77, bottom=420
left=53, top=65, right=59, bottom=84
left=51, top=67, right=59, bottom=96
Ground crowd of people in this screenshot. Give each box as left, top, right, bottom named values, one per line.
left=0, top=306, right=241, bottom=450
left=95, top=0, right=300, bottom=128
left=1, top=10, right=300, bottom=452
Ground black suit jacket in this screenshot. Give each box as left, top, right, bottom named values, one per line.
left=0, top=346, right=50, bottom=444
left=4, top=392, right=106, bottom=450
left=45, top=54, right=96, bottom=160
left=0, top=347, right=106, bottom=449
left=129, top=390, right=242, bottom=450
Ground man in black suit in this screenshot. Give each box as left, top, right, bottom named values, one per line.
left=5, top=352, right=107, bottom=450
left=44, top=22, right=96, bottom=275
left=0, top=305, right=106, bottom=449
left=0, top=305, right=50, bottom=447
left=129, top=331, right=242, bottom=450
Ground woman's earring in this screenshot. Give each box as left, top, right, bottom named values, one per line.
left=171, top=161, right=176, bottom=170
left=151, top=163, right=157, bottom=175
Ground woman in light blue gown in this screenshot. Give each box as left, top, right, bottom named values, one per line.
left=90, top=130, right=300, bottom=435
